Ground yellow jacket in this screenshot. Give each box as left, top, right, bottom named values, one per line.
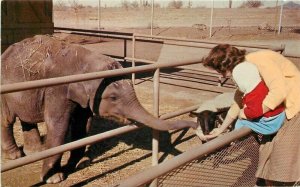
left=228, top=50, right=300, bottom=120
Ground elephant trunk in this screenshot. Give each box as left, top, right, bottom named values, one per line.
left=125, top=103, right=198, bottom=131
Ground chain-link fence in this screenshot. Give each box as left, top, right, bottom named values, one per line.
left=156, top=135, right=259, bottom=187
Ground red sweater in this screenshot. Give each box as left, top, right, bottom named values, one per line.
left=243, top=81, right=284, bottom=119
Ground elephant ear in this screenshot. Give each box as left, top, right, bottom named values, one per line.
left=67, top=83, right=89, bottom=108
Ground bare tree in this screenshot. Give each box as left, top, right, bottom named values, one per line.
left=187, top=0, right=192, bottom=8
left=68, top=0, right=84, bottom=26
left=168, top=0, right=183, bottom=9
left=68, top=0, right=84, bottom=13
left=54, top=0, right=67, bottom=11
left=240, top=0, right=263, bottom=8
left=121, top=0, right=130, bottom=10
left=131, top=1, right=139, bottom=9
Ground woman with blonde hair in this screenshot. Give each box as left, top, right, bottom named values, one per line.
left=202, top=44, right=300, bottom=185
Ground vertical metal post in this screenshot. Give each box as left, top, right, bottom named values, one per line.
left=209, top=0, right=214, bottom=38
left=151, top=0, right=154, bottom=35
left=98, top=0, right=101, bottom=30
left=278, top=0, right=284, bottom=35
left=274, top=0, right=279, bottom=34
left=97, top=0, right=101, bottom=42
left=132, top=34, right=136, bottom=84
left=150, top=68, right=160, bottom=187
left=124, top=39, right=127, bottom=63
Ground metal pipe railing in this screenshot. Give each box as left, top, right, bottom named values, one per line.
left=131, top=34, right=136, bottom=84
left=54, top=27, right=133, bottom=36
left=159, top=105, right=199, bottom=120
left=1, top=104, right=199, bottom=172
left=0, top=58, right=202, bottom=94
left=163, top=40, right=284, bottom=53
left=134, top=33, right=285, bottom=53
left=151, top=68, right=160, bottom=187
left=1, top=125, right=140, bottom=172
left=54, top=30, right=133, bottom=40
left=118, top=127, right=253, bottom=187
left=124, top=57, right=220, bottom=76
left=54, top=27, right=287, bottom=55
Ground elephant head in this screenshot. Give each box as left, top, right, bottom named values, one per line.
left=67, top=55, right=198, bottom=131
left=98, top=78, right=198, bottom=130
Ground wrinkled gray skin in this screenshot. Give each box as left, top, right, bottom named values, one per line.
left=1, top=35, right=198, bottom=184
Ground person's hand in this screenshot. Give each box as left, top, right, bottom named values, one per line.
left=195, top=125, right=208, bottom=142
left=204, top=128, right=223, bottom=140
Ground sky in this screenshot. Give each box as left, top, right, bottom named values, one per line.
left=55, top=0, right=300, bottom=8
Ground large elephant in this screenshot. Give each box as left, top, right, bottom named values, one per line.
left=1, top=35, right=198, bottom=183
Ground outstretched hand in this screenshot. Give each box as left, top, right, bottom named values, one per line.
left=195, top=125, right=208, bottom=142
left=204, top=128, right=223, bottom=140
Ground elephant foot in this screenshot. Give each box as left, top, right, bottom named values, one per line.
left=22, top=124, right=43, bottom=155
left=43, top=172, right=65, bottom=184
left=2, top=148, right=24, bottom=160
left=76, top=156, right=91, bottom=169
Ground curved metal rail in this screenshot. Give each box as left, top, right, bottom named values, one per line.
left=0, top=58, right=201, bottom=94
left=1, top=105, right=199, bottom=172
left=118, top=127, right=253, bottom=187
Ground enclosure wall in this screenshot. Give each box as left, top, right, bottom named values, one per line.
left=1, top=0, right=54, bottom=53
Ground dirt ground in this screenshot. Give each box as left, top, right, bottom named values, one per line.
left=1, top=7, right=300, bottom=187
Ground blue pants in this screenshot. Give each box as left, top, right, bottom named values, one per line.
left=235, top=112, right=286, bottom=135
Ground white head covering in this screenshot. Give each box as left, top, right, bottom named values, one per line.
left=195, top=92, right=234, bottom=113
left=232, top=62, right=261, bottom=94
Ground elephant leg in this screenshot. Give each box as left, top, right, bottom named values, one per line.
left=41, top=105, right=72, bottom=184
left=1, top=115, right=24, bottom=159
left=41, top=122, right=67, bottom=184
left=21, top=122, right=43, bottom=155
left=67, top=108, right=93, bottom=170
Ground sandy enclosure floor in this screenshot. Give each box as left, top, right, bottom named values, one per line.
left=2, top=6, right=300, bottom=187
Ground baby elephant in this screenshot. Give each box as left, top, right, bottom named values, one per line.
left=1, top=35, right=198, bottom=184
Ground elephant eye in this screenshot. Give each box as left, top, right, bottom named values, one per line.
left=110, top=96, right=117, bottom=101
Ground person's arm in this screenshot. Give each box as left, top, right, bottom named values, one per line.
left=205, top=91, right=241, bottom=140
left=204, top=90, right=242, bottom=140
left=204, top=112, right=237, bottom=140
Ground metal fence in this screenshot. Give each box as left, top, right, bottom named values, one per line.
left=157, top=135, right=259, bottom=187
left=1, top=28, right=299, bottom=186
left=117, top=127, right=256, bottom=187
left=53, top=0, right=300, bottom=37
left=117, top=112, right=300, bottom=187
